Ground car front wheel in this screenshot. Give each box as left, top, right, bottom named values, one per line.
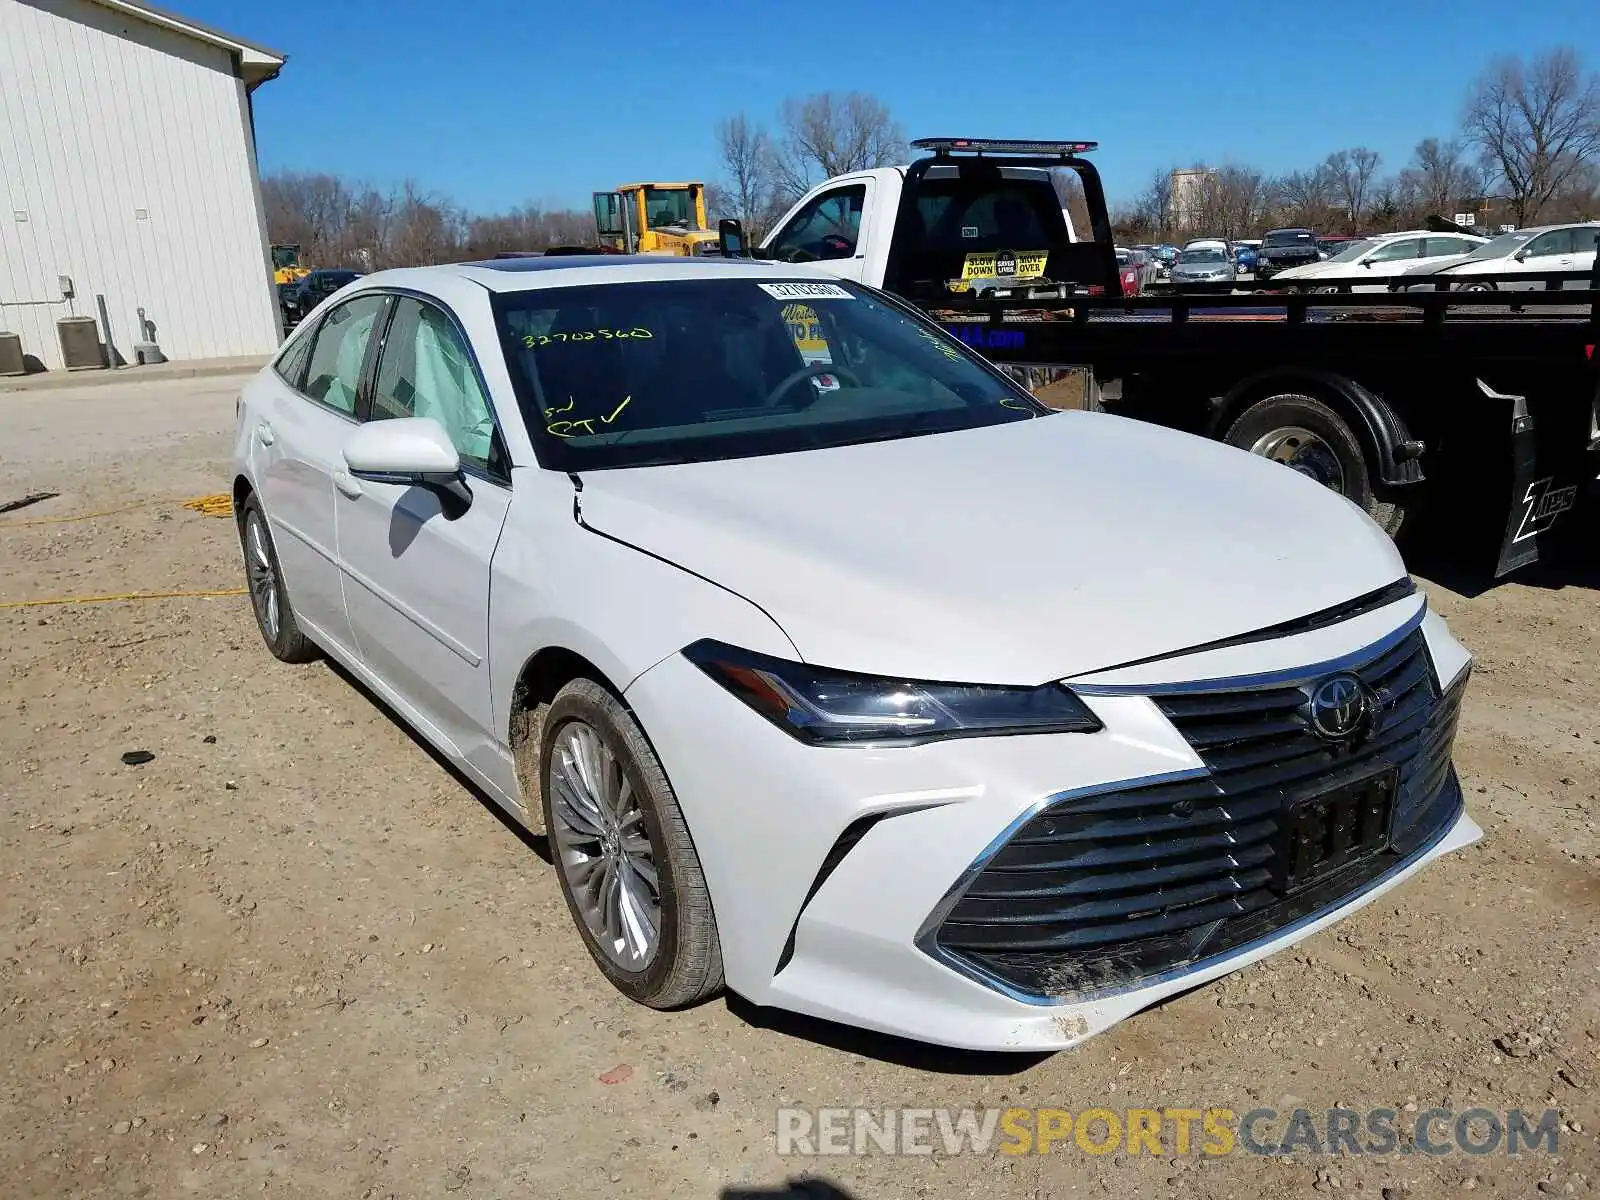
left=540, top=679, right=723, bottom=1009
left=238, top=493, right=318, bottom=663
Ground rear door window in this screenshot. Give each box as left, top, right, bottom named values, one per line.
left=273, top=325, right=316, bottom=390
left=303, top=293, right=388, bottom=415
left=1366, top=238, right=1422, bottom=263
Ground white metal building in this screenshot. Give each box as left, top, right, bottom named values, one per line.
left=0, top=0, right=284, bottom=372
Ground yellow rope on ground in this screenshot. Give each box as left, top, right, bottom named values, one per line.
left=181, top=493, right=234, bottom=517
left=0, top=588, right=247, bottom=610
left=0, top=493, right=233, bottom=528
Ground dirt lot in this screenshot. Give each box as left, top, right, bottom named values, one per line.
left=1, top=373, right=1597, bottom=1199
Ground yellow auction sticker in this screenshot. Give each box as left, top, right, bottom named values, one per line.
left=961, top=249, right=1049, bottom=281
left=782, top=303, right=832, bottom=365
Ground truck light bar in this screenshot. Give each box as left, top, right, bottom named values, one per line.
left=912, top=137, right=1099, bottom=156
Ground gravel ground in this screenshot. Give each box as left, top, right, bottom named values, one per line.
left=1, top=374, right=1596, bottom=1199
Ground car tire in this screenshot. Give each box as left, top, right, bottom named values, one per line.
left=237, top=493, right=319, bottom=663
left=540, top=679, right=724, bottom=1010
left=1459, top=281, right=1496, bottom=292
left=1223, top=393, right=1405, bottom=536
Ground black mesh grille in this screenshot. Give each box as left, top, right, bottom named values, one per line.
left=933, top=631, right=1467, bottom=997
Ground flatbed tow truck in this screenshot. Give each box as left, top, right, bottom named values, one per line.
left=721, top=138, right=1600, bottom=578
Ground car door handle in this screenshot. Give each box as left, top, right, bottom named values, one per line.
left=333, top=470, right=363, bottom=499
left=255, top=422, right=275, bottom=446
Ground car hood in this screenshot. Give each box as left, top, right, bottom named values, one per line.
left=573, top=413, right=1405, bottom=684
left=1405, top=255, right=1499, bottom=277
left=1274, top=260, right=1341, bottom=280
left=1175, top=261, right=1231, bottom=274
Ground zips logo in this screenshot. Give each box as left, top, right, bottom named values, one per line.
left=1512, top=476, right=1578, bottom=543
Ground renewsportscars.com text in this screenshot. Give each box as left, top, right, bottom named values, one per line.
left=775, top=1106, right=1562, bottom=1158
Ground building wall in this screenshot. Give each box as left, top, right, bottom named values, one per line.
left=0, top=0, right=281, bottom=371
left=1169, top=167, right=1217, bottom=229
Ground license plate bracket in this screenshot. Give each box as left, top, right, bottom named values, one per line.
left=1276, top=768, right=1397, bottom=893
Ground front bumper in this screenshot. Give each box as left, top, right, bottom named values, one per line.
left=624, top=600, right=1477, bottom=1051
left=1257, top=258, right=1318, bottom=278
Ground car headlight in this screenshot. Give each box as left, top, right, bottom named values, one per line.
left=683, top=640, right=1103, bottom=745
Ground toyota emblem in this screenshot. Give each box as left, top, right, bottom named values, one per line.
left=1308, top=673, right=1372, bottom=741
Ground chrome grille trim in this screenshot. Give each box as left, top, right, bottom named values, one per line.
left=920, top=621, right=1467, bottom=1004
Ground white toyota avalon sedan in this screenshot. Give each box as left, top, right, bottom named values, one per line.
left=231, top=255, right=1478, bottom=1051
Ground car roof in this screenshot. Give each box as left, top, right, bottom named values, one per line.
left=351, top=255, right=838, bottom=295
left=1515, top=220, right=1600, bottom=233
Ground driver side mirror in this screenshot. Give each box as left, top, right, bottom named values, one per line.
left=1512, top=247, right=1529, bottom=262
left=343, top=417, right=472, bottom=515
left=717, top=219, right=747, bottom=258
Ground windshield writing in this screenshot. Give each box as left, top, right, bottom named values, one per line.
left=495, top=279, right=1042, bottom=470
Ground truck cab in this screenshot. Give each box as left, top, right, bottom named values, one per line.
left=758, top=141, right=1111, bottom=301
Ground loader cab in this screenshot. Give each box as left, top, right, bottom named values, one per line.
left=592, top=183, right=713, bottom=255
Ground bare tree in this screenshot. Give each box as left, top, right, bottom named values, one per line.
left=715, top=114, right=779, bottom=237
left=1366, top=176, right=1405, bottom=232
left=1270, top=167, right=1337, bottom=229
left=1464, top=47, right=1600, bottom=225
left=1214, top=165, right=1267, bottom=238
left=462, top=203, right=595, bottom=257
left=1554, top=158, right=1600, bottom=220
left=1400, top=137, right=1483, bottom=220
left=261, top=171, right=358, bottom=266
left=1324, top=147, right=1382, bottom=232
left=772, top=92, right=906, bottom=200
left=1135, top=167, right=1174, bottom=236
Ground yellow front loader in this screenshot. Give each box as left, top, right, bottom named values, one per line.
left=271, top=244, right=310, bottom=286
left=592, top=183, right=718, bottom=255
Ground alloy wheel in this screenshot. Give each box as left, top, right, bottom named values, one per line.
left=548, top=720, right=661, bottom=970
left=244, top=510, right=280, bottom=642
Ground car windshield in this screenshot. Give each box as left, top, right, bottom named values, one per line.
left=1182, top=248, right=1226, bottom=264
left=1264, top=230, right=1315, bottom=245
left=1459, top=231, right=1535, bottom=261
left=494, top=277, right=1045, bottom=471
left=1115, top=250, right=1131, bottom=265
left=1328, top=239, right=1377, bottom=263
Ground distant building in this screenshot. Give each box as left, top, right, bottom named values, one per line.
left=1170, top=167, right=1218, bottom=228
left=0, top=0, right=285, bottom=372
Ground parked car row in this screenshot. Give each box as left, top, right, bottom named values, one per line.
left=1400, top=222, right=1600, bottom=291
left=1126, top=222, right=1598, bottom=294
left=1274, top=230, right=1488, bottom=291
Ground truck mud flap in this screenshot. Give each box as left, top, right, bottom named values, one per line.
left=1492, top=383, right=1585, bottom=577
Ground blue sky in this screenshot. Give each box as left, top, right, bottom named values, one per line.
left=193, top=0, right=1598, bottom=214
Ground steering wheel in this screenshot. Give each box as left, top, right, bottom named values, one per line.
left=780, top=246, right=820, bottom=264
left=762, top=362, right=863, bottom=408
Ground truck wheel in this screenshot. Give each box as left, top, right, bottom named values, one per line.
left=1224, top=393, right=1405, bottom=535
